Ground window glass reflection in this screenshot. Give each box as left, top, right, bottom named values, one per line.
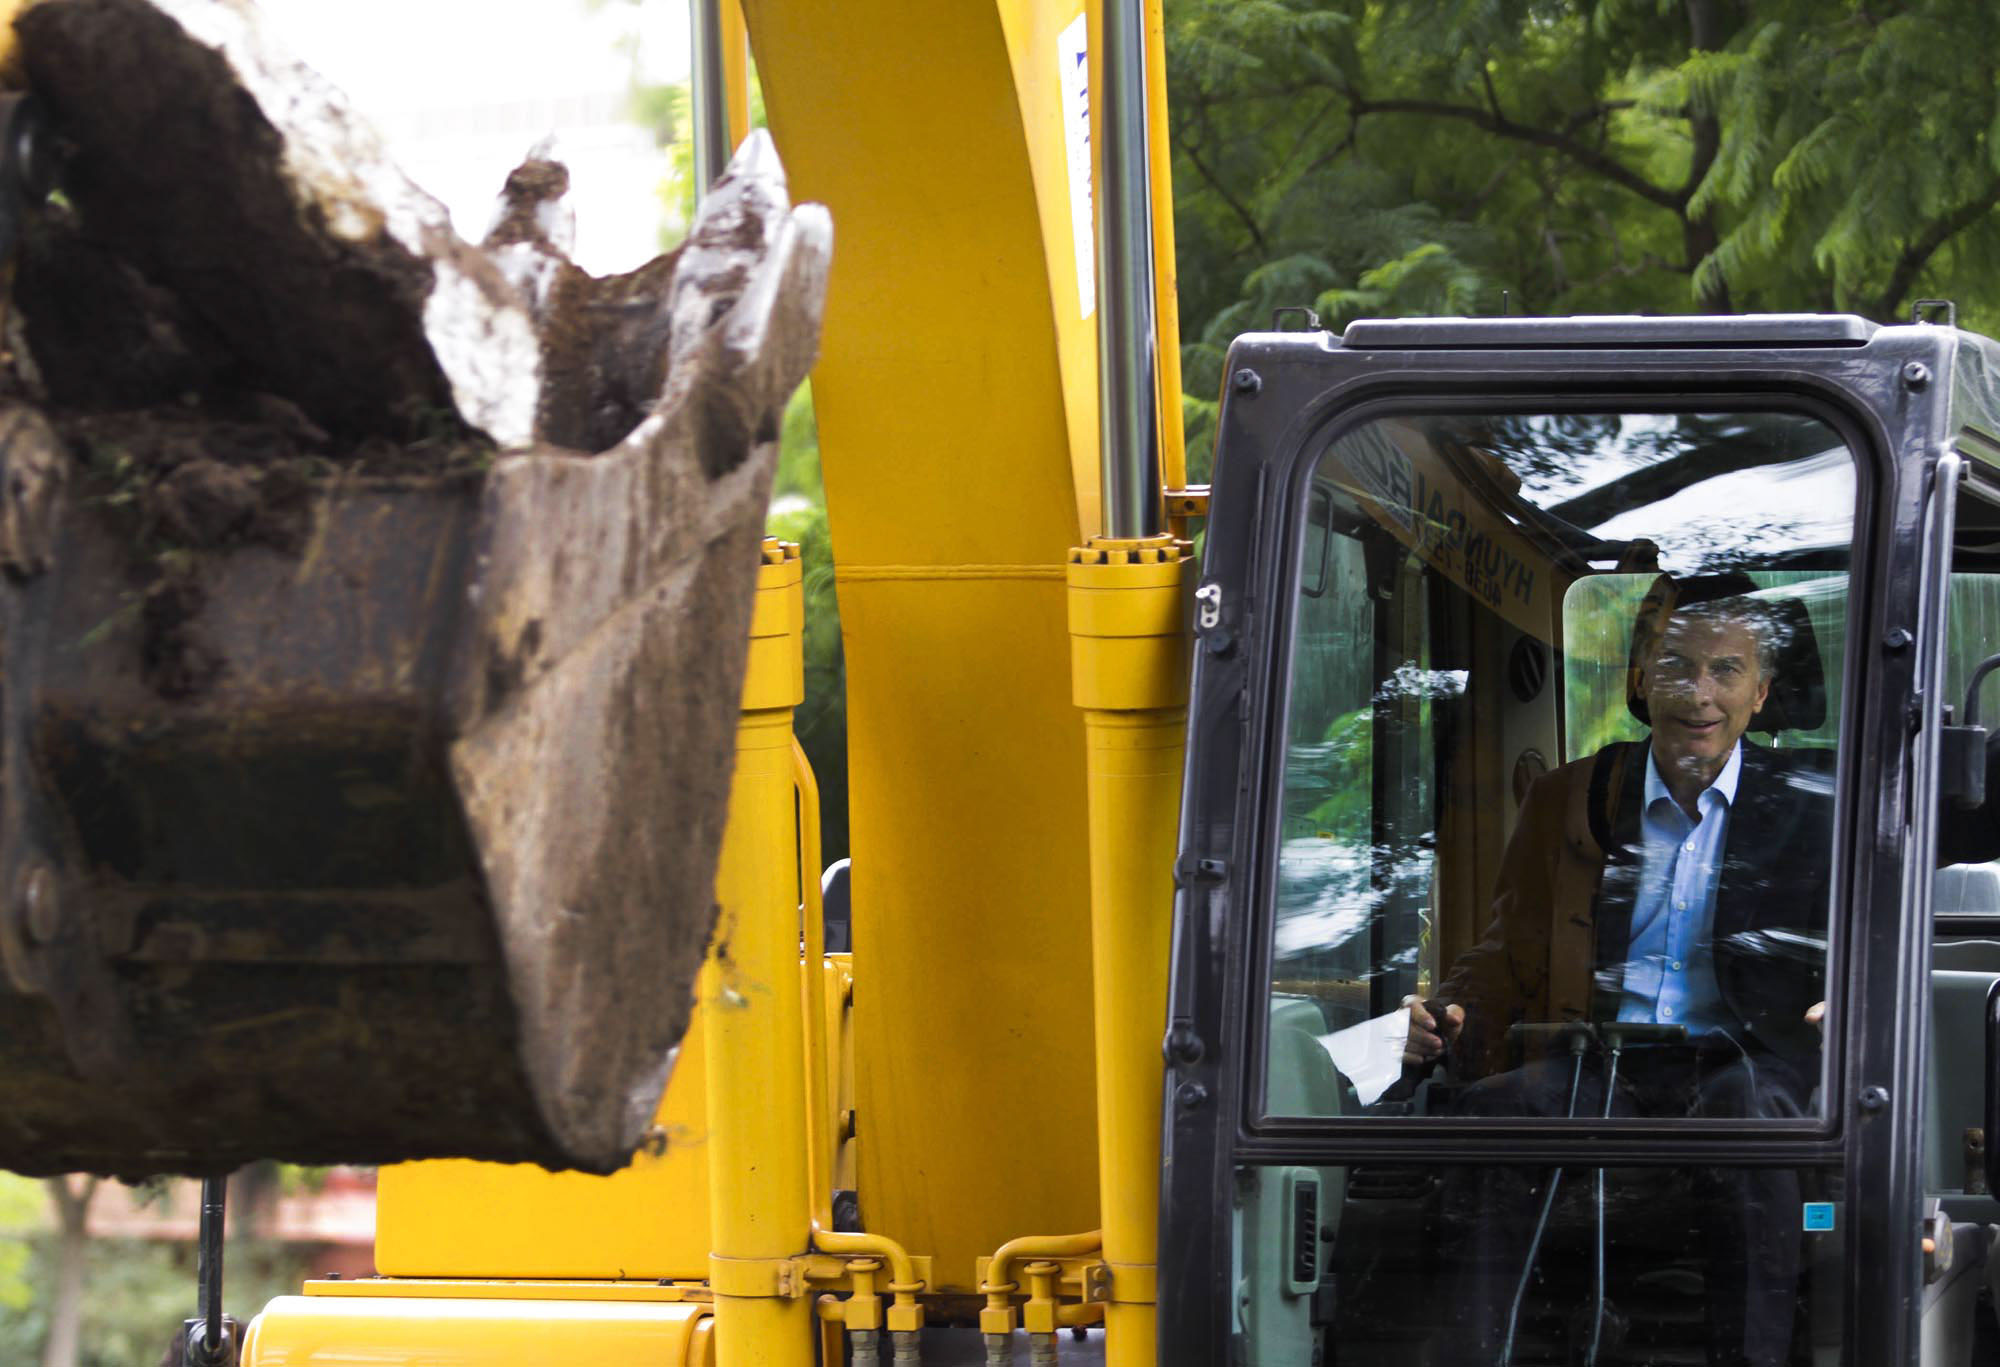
left=1229, top=1160, right=1847, bottom=1366
left=1269, top=410, right=1853, bottom=1123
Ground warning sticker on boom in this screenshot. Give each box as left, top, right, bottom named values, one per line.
left=1057, top=13, right=1094, bottom=320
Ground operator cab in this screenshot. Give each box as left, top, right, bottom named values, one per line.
left=1166, top=315, right=2000, bottom=1365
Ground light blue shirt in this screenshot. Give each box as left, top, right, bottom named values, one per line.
left=1614, top=741, right=1739, bottom=1036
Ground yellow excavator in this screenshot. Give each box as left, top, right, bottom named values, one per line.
left=9, top=1, right=2000, bottom=1365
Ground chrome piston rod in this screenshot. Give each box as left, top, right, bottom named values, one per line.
left=1094, top=0, right=1163, bottom=541
left=689, top=0, right=732, bottom=197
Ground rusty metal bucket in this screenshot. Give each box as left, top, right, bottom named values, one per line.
left=0, top=149, right=831, bottom=1178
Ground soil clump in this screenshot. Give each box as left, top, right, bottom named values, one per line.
left=0, top=0, right=709, bottom=700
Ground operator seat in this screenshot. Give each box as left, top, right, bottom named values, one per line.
left=1487, top=572, right=1836, bottom=1363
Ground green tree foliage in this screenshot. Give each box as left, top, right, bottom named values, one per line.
left=0, top=1174, right=40, bottom=1319
left=1168, top=0, right=2000, bottom=473
left=626, top=72, right=773, bottom=241
left=0, top=1172, right=317, bottom=1367
left=0, top=1234, right=314, bottom=1367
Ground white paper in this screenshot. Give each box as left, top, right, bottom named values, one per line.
left=1320, top=1008, right=1411, bottom=1108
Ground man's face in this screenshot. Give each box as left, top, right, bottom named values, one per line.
left=1644, top=609, right=1771, bottom=780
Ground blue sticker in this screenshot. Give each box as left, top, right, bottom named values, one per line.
left=1802, top=1202, right=1836, bottom=1232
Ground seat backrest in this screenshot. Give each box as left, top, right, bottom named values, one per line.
left=1267, top=996, right=1346, bottom=1118
left=1926, top=967, right=1999, bottom=1192
left=1934, top=867, right=2000, bottom=919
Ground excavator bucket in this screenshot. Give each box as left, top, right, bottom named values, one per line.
left=0, top=0, right=831, bottom=1177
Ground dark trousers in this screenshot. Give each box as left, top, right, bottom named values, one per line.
left=1440, top=1043, right=1813, bottom=1367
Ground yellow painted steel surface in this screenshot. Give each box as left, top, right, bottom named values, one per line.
left=1142, top=0, right=1187, bottom=488
left=997, top=0, right=1108, bottom=532
left=821, top=955, right=856, bottom=1195
left=1069, top=538, right=1190, bottom=1367
left=740, top=0, right=1103, bottom=1289
left=250, top=0, right=1200, bottom=1351
left=240, top=1294, right=709, bottom=1366
left=722, top=0, right=750, bottom=151
left=373, top=1010, right=712, bottom=1279
left=302, top=1279, right=709, bottom=1302
left=703, top=545, right=812, bottom=1366
left=743, top=539, right=806, bottom=709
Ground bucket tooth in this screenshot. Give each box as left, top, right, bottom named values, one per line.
left=0, top=93, right=831, bottom=1174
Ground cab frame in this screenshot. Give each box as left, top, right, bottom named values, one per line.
left=1160, top=316, right=1964, bottom=1366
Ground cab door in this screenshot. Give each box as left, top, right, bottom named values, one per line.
left=1161, top=317, right=1952, bottom=1366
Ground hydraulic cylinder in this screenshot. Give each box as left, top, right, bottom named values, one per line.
left=704, top=540, right=813, bottom=1367
left=1067, top=535, right=1191, bottom=1367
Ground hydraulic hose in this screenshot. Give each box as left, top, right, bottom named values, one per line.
left=794, top=741, right=921, bottom=1293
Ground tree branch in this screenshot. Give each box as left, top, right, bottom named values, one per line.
left=1874, top=182, right=2000, bottom=321
left=1346, top=95, right=1682, bottom=211
left=1278, top=95, right=1344, bottom=174
left=1175, top=136, right=1270, bottom=258
left=1681, top=0, right=1731, bottom=311
left=44, top=1175, right=98, bottom=1233
left=1560, top=99, right=1639, bottom=136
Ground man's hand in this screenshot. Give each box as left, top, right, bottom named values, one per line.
left=1403, top=996, right=1464, bottom=1069
left=1805, top=1000, right=1826, bottom=1034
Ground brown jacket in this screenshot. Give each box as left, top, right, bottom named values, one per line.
left=1437, top=739, right=1832, bottom=1079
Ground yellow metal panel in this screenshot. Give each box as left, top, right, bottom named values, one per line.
left=742, top=1, right=1092, bottom=562
left=374, top=1007, right=712, bottom=1280
left=1143, top=0, right=1188, bottom=489
left=740, top=0, right=1104, bottom=1292
left=834, top=572, right=1098, bottom=1285
left=304, top=1279, right=707, bottom=1302
left=822, top=955, right=856, bottom=1194
left=240, top=1294, right=708, bottom=1366
left=722, top=0, right=750, bottom=152
left=996, top=0, right=1102, bottom=535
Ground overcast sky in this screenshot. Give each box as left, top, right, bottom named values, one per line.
left=257, top=0, right=694, bottom=273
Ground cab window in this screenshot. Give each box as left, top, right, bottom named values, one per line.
left=1266, top=411, right=1853, bottom=1123
left=1239, top=409, right=1857, bottom=1366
